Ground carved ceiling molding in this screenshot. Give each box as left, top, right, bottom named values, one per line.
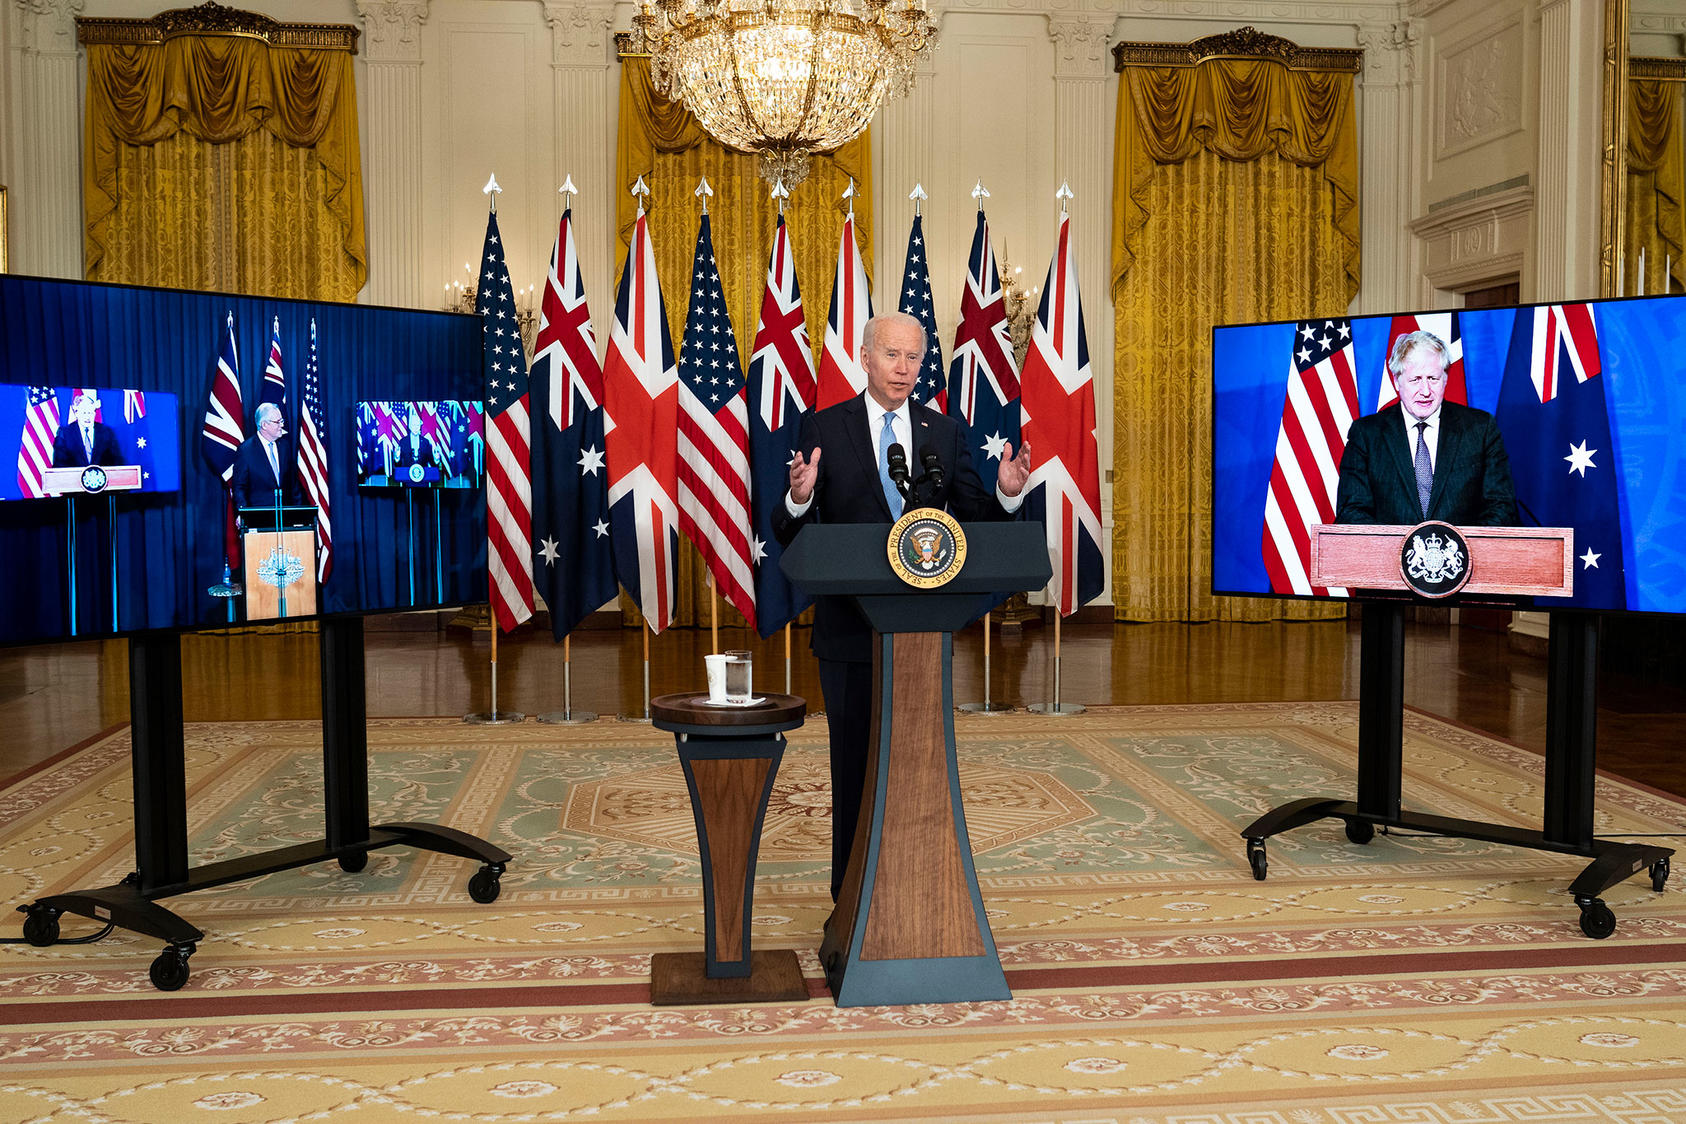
left=77, top=1, right=359, bottom=51
left=17, top=0, right=87, bottom=54
left=1113, top=25, right=1362, bottom=73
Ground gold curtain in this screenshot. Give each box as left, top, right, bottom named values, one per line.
left=614, top=56, right=872, bottom=629
left=83, top=34, right=366, bottom=299
left=1111, top=54, right=1359, bottom=622
left=1627, top=75, right=1686, bottom=295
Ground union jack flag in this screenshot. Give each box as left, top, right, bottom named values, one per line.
left=604, top=201, right=681, bottom=634
left=415, top=401, right=454, bottom=475
left=816, top=209, right=873, bottom=410
left=677, top=211, right=756, bottom=628
left=200, top=312, right=246, bottom=564
left=260, top=316, right=286, bottom=415
left=1261, top=319, right=1360, bottom=596
left=479, top=208, right=535, bottom=631
left=123, top=389, right=146, bottom=424
left=1377, top=312, right=1467, bottom=409
left=947, top=210, right=1021, bottom=493
left=530, top=206, right=618, bottom=641
left=16, top=386, right=59, bottom=500
left=1019, top=211, right=1104, bottom=617
left=897, top=212, right=947, bottom=410
left=296, top=319, right=332, bottom=581
left=747, top=215, right=817, bottom=636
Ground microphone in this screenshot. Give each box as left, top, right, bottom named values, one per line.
left=908, top=445, right=943, bottom=509
left=886, top=443, right=911, bottom=496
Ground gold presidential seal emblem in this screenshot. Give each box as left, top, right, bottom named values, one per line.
left=888, top=508, right=967, bottom=589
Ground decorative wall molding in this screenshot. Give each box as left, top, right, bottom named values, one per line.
left=1434, top=15, right=1523, bottom=160
left=1410, top=182, right=1533, bottom=291
left=16, top=0, right=86, bottom=54
left=1631, top=56, right=1686, bottom=80
left=1113, top=25, right=1362, bottom=72
left=77, top=1, right=359, bottom=51
left=542, top=1, right=614, bottom=68
left=356, top=0, right=428, bottom=63
left=1357, top=18, right=1419, bottom=87
left=1046, top=13, right=1114, bottom=79
left=948, top=0, right=1394, bottom=22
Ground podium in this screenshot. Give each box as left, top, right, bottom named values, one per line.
left=240, top=504, right=319, bottom=620
left=782, top=520, right=1051, bottom=1006
left=1243, top=522, right=1672, bottom=939
left=42, top=465, right=145, bottom=636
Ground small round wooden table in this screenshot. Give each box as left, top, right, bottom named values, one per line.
left=649, top=692, right=808, bottom=1005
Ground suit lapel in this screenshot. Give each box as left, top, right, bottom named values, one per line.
left=1426, top=406, right=1463, bottom=519
left=840, top=397, right=890, bottom=519
left=1380, top=404, right=1418, bottom=506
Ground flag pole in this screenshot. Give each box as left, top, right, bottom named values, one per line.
left=709, top=575, right=719, bottom=654
left=538, top=633, right=599, bottom=724
left=618, top=620, right=654, bottom=722
left=784, top=623, right=792, bottom=694
left=1028, top=605, right=1084, bottom=716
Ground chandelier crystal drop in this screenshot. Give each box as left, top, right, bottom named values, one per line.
left=634, top=0, right=937, bottom=187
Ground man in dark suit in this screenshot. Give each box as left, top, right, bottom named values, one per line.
left=1336, top=330, right=1518, bottom=526
left=51, top=391, right=124, bottom=467
left=773, top=311, right=1033, bottom=900
left=232, top=401, right=303, bottom=519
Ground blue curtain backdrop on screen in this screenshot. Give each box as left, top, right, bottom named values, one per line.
left=0, top=275, right=487, bottom=646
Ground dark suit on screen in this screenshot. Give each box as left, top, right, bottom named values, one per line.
left=772, top=394, right=1016, bottom=898
left=1335, top=400, right=1518, bottom=527
left=231, top=434, right=303, bottom=515
left=51, top=421, right=123, bottom=468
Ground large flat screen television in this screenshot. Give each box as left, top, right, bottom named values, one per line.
left=0, top=274, right=486, bottom=646
left=1212, top=294, right=1686, bottom=614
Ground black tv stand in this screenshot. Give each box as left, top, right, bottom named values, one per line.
left=1242, top=605, right=1671, bottom=939
left=15, top=617, right=510, bottom=990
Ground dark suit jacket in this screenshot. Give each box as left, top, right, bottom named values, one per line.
left=1335, top=401, right=1518, bottom=526
left=771, top=394, right=1014, bottom=661
left=51, top=422, right=123, bottom=468
left=231, top=435, right=302, bottom=514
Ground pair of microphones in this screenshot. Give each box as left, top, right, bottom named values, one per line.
left=886, top=443, right=944, bottom=510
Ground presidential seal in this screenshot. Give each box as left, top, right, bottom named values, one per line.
left=407, top=462, right=427, bottom=484
left=888, top=508, right=967, bottom=589
left=79, top=465, right=109, bottom=494
left=1400, top=521, right=1471, bottom=598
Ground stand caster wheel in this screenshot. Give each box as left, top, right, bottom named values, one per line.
left=149, top=944, right=194, bottom=991
left=1576, top=897, right=1616, bottom=940
left=468, top=865, right=503, bottom=904
left=1344, top=819, right=1375, bottom=845
left=337, top=850, right=369, bottom=874
left=1651, top=857, right=1670, bottom=893
left=21, top=907, right=61, bottom=947
left=1246, top=840, right=1268, bottom=881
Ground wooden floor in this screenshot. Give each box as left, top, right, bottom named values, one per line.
left=3, top=612, right=1684, bottom=799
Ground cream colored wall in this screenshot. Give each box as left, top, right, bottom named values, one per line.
left=4, top=0, right=1632, bottom=610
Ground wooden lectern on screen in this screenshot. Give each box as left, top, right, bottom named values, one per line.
left=1309, top=522, right=1575, bottom=597
left=240, top=505, right=320, bottom=621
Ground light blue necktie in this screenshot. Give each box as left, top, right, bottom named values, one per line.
left=878, top=412, right=902, bottom=518
left=1414, top=421, right=1432, bottom=517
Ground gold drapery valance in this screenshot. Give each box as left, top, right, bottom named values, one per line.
left=1627, top=63, right=1686, bottom=295
left=1109, top=29, right=1359, bottom=622
left=1111, top=30, right=1361, bottom=301
left=613, top=53, right=871, bottom=630
left=80, top=3, right=366, bottom=298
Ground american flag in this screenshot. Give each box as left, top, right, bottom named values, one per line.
left=747, top=215, right=817, bottom=636
left=947, top=210, right=1021, bottom=493
left=261, top=316, right=286, bottom=415
left=1496, top=303, right=1623, bottom=608
left=1261, top=318, right=1360, bottom=596
left=1020, top=210, right=1104, bottom=617
left=677, top=211, right=756, bottom=628
left=896, top=212, right=947, bottom=409
left=479, top=208, right=535, bottom=631
left=201, top=312, right=246, bottom=565
left=1378, top=312, right=1466, bottom=409
left=16, top=386, right=60, bottom=499
left=530, top=205, right=618, bottom=641
left=604, top=201, right=681, bottom=634
left=296, top=319, right=333, bottom=581
left=816, top=209, right=873, bottom=410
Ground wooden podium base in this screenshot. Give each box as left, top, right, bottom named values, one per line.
left=650, top=949, right=808, bottom=1005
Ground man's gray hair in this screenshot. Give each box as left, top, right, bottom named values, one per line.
left=255, top=401, right=282, bottom=426
left=1387, top=329, right=1451, bottom=376
left=860, top=311, right=928, bottom=361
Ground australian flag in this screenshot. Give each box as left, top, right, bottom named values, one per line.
left=530, top=207, right=618, bottom=640
left=897, top=213, right=947, bottom=410
left=1494, top=303, right=1626, bottom=609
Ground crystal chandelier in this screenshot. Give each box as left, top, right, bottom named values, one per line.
left=634, top=0, right=937, bottom=187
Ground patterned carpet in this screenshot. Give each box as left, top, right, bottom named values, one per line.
left=4, top=703, right=1686, bottom=1122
